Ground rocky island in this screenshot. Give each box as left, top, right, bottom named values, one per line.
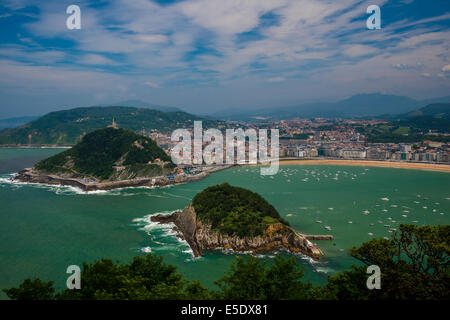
left=14, top=127, right=225, bottom=191
left=151, top=183, right=333, bottom=260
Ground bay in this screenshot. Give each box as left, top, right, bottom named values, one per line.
left=0, top=148, right=449, bottom=299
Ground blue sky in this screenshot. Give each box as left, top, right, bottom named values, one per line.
left=0, top=0, right=449, bottom=117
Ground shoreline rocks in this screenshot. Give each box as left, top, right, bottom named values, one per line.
left=151, top=205, right=333, bottom=260
left=13, top=167, right=230, bottom=191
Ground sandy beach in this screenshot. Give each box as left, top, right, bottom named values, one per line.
left=278, top=159, right=450, bottom=173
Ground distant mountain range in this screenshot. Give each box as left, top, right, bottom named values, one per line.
left=99, top=100, right=183, bottom=113
left=0, top=100, right=181, bottom=130
left=213, top=93, right=450, bottom=121
left=0, top=106, right=224, bottom=145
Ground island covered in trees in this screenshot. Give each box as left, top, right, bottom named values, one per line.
left=151, top=183, right=332, bottom=258
left=34, top=127, right=173, bottom=180
left=192, top=183, right=291, bottom=237
left=12, top=127, right=185, bottom=191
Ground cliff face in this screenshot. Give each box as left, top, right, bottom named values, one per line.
left=151, top=205, right=332, bottom=260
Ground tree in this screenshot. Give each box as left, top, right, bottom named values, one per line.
left=3, top=278, right=55, bottom=300
left=350, top=224, right=449, bottom=299
left=6, top=254, right=211, bottom=300
left=310, top=266, right=369, bottom=300
left=214, top=255, right=311, bottom=300
left=314, top=224, right=450, bottom=300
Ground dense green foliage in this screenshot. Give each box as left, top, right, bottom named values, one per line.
left=4, top=255, right=210, bottom=300
left=3, top=278, right=56, bottom=300
left=35, top=127, right=171, bottom=180
left=0, top=106, right=224, bottom=145
left=403, top=103, right=450, bottom=119
left=192, top=183, right=289, bottom=237
left=4, top=224, right=449, bottom=300
left=359, top=104, right=450, bottom=141
left=314, top=224, right=450, bottom=300
left=214, top=255, right=312, bottom=300
left=397, top=117, right=450, bottom=133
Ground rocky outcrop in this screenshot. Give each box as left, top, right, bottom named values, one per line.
left=151, top=205, right=333, bottom=260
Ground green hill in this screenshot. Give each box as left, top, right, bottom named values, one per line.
left=0, top=106, right=223, bottom=145
left=397, top=103, right=450, bottom=133
left=35, top=127, right=174, bottom=181
left=404, top=103, right=450, bottom=118
left=192, top=183, right=289, bottom=237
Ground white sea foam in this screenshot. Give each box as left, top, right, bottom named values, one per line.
left=0, top=174, right=129, bottom=195
left=134, top=210, right=194, bottom=258
left=315, top=267, right=335, bottom=274
left=0, top=173, right=186, bottom=196
left=141, top=247, right=152, bottom=253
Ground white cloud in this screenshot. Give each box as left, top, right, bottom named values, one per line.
left=1, top=0, right=29, bottom=10
left=134, top=34, right=169, bottom=44
left=266, top=77, right=285, bottom=83
left=78, top=54, right=118, bottom=65
left=343, top=45, right=378, bottom=57
left=143, top=81, right=161, bottom=88
left=0, top=46, right=65, bottom=64
left=179, top=0, right=285, bottom=35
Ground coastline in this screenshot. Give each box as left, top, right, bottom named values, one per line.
left=277, top=158, right=450, bottom=173
left=13, top=165, right=233, bottom=191
left=0, top=145, right=73, bottom=149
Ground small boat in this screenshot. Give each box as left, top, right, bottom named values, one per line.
left=324, top=226, right=332, bottom=231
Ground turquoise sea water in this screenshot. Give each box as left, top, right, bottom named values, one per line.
left=0, top=148, right=449, bottom=299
